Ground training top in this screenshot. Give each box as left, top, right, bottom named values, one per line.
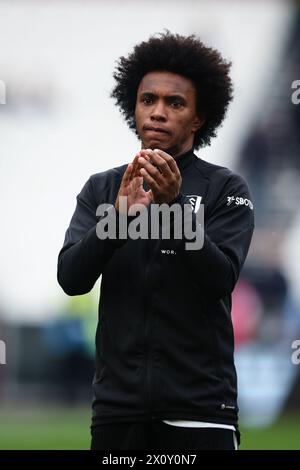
left=57, top=147, right=255, bottom=429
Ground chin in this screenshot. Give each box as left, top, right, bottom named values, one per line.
left=143, top=140, right=170, bottom=152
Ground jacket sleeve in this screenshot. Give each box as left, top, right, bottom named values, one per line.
left=166, top=172, right=255, bottom=298
left=57, top=176, right=132, bottom=296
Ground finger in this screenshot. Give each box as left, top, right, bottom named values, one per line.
left=144, top=149, right=173, bottom=177
left=131, top=154, right=141, bottom=179
left=146, top=189, right=154, bottom=203
left=139, top=149, right=151, bottom=160
left=138, top=150, right=151, bottom=169
left=132, top=175, right=143, bottom=191
left=141, top=148, right=157, bottom=164
left=121, top=163, right=133, bottom=187
left=138, top=155, right=165, bottom=184
left=139, top=167, right=160, bottom=194
left=131, top=151, right=150, bottom=179
left=153, top=148, right=180, bottom=176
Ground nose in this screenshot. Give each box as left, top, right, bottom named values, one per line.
left=150, top=100, right=167, bottom=122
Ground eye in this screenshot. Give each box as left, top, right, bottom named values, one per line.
left=170, top=100, right=183, bottom=108
left=142, top=96, right=153, bottom=105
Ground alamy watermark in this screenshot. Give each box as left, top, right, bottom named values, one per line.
left=96, top=196, right=205, bottom=250
left=291, top=339, right=300, bottom=365
left=0, top=80, right=6, bottom=104
left=0, top=340, right=6, bottom=365
left=291, top=80, right=300, bottom=105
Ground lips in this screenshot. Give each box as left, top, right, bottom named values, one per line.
left=144, top=126, right=170, bottom=134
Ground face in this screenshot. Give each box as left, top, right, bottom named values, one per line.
left=135, top=71, right=204, bottom=158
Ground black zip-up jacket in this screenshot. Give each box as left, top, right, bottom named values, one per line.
left=57, top=148, right=254, bottom=428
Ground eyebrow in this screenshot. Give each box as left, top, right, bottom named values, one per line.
left=140, top=91, right=187, bottom=101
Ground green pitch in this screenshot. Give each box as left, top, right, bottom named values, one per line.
left=0, top=406, right=299, bottom=450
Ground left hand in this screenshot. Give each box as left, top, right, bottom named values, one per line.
left=138, top=149, right=182, bottom=204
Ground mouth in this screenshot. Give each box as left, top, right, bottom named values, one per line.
left=144, top=126, right=170, bottom=135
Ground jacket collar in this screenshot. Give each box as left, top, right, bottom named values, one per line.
left=174, top=147, right=195, bottom=172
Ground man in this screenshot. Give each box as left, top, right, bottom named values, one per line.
left=57, top=32, right=254, bottom=450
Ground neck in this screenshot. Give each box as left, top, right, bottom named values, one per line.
left=172, top=143, right=194, bottom=159
left=173, top=146, right=194, bottom=160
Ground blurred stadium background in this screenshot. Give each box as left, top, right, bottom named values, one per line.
left=1, top=0, right=300, bottom=450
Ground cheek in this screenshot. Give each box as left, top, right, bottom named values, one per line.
left=175, top=116, right=194, bottom=133
left=135, top=106, right=144, bottom=129
left=134, top=110, right=140, bottom=129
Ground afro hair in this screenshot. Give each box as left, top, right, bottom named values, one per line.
left=111, top=31, right=233, bottom=150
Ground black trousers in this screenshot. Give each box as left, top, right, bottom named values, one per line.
left=91, top=421, right=239, bottom=450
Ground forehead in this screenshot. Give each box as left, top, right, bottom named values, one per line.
left=137, top=71, right=196, bottom=98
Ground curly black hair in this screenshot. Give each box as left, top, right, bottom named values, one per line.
left=111, top=31, right=233, bottom=150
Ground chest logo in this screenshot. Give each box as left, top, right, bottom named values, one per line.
left=186, top=195, right=202, bottom=213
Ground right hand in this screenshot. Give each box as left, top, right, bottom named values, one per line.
left=115, top=152, right=153, bottom=215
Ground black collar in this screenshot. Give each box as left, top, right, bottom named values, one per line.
left=174, top=147, right=195, bottom=171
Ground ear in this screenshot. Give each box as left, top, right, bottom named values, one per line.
left=192, top=114, right=205, bottom=133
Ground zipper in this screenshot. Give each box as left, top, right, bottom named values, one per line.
left=144, top=314, right=152, bottom=409
left=143, top=248, right=155, bottom=413
left=143, top=207, right=158, bottom=414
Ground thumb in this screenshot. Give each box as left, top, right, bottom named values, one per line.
left=148, top=189, right=154, bottom=202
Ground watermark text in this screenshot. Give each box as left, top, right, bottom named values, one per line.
left=0, top=80, right=6, bottom=104
left=0, top=340, right=6, bottom=365
left=291, top=80, right=300, bottom=105
left=96, top=196, right=204, bottom=250
left=291, top=339, right=300, bottom=365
